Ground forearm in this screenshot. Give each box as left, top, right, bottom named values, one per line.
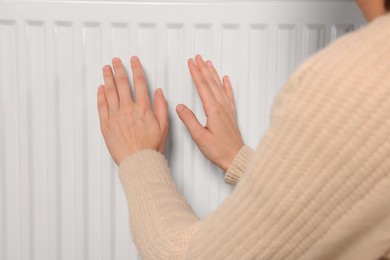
left=118, top=150, right=200, bottom=259
left=118, top=146, right=254, bottom=258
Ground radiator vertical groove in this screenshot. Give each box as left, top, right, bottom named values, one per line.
left=15, top=21, right=27, bottom=260
left=0, top=59, right=4, bottom=260
left=71, top=20, right=87, bottom=260
left=83, top=22, right=103, bottom=260
left=0, top=20, right=21, bottom=260
left=80, top=22, right=90, bottom=260
left=46, top=21, right=58, bottom=260
left=31, top=20, right=49, bottom=260
left=57, top=21, right=77, bottom=260
left=53, top=22, right=63, bottom=260
left=0, top=21, right=5, bottom=260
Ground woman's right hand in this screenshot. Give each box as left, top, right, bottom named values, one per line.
left=176, top=54, right=244, bottom=172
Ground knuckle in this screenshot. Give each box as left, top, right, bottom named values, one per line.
left=205, top=102, right=219, bottom=114
left=120, top=108, right=132, bottom=119
left=106, top=84, right=117, bottom=93
left=116, top=74, right=128, bottom=85
left=108, top=113, right=121, bottom=125
left=134, top=73, right=145, bottom=82
left=120, top=101, right=132, bottom=112
left=138, top=105, right=149, bottom=116
left=211, top=103, right=224, bottom=115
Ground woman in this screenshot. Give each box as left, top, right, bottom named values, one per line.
left=97, top=0, right=390, bottom=259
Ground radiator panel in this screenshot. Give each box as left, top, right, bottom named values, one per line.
left=0, top=1, right=365, bottom=259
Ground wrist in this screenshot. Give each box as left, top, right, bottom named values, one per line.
left=220, top=143, right=245, bottom=172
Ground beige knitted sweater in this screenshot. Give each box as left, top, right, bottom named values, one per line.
left=118, top=14, right=390, bottom=260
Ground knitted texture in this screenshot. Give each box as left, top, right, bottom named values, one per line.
left=118, top=14, right=390, bottom=260
left=224, top=145, right=255, bottom=184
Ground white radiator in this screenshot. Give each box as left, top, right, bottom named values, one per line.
left=0, top=1, right=365, bottom=259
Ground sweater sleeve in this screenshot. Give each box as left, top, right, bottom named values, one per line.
left=118, top=15, right=390, bottom=260
left=224, top=145, right=255, bottom=184
left=118, top=145, right=254, bottom=258
left=118, top=150, right=200, bottom=259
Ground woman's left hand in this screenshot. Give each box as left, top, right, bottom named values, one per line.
left=97, top=56, right=169, bottom=166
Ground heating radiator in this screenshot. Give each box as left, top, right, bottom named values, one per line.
left=0, top=1, right=365, bottom=259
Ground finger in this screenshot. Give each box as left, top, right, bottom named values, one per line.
left=130, top=56, right=152, bottom=109
left=195, top=54, right=219, bottom=86
left=154, top=88, right=168, bottom=131
left=205, top=60, right=223, bottom=87
left=103, top=65, right=119, bottom=114
left=188, top=58, right=216, bottom=107
left=97, top=85, right=109, bottom=122
left=111, top=57, right=133, bottom=106
left=223, top=75, right=236, bottom=117
left=206, top=59, right=230, bottom=104
left=176, top=104, right=207, bottom=142
left=195, top=55, right=225, bottom=103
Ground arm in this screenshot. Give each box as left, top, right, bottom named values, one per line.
left=118, top=150, right=200, bottom=258
left=116, top=59, right=390, bottom=259
left=97, top=55, right=252, bottom=258
left=99, top=48, right=390, bottom=259
left=98, top=56, right=200, bottom=258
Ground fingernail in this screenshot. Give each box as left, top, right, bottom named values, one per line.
left=206, top=60, right=212, bottom=67
left=112, top=57, right=121, bottom=64
left=226, top=75, right=231, bottom=83
left=131, top=56, right=138, bottom=62
left=176, top=104, right=185, bottom=113
left=156, top=88, right=163, bottom=96
left=103, top=65, right=111, bottom=71
left=188, top=58, right=195, bottom=65
left=195, top=54, right=203, bottom=62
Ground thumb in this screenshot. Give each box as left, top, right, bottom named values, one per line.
left=176, top=104, right=206, bottom=141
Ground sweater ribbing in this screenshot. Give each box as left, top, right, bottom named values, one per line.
left=224, top=145, right=254, bottom=184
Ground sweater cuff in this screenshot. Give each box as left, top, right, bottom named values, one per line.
left=224, top=145, right=255, bottom=184
left=118, top=150, right=174, bottom=192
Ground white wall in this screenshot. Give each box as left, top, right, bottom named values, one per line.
left=0, top=1, right=365, bottom=259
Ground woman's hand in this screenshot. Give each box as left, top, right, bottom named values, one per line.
left=176, top=54, right=244, bottom=172
left=97, top=56, right=168, bottom=166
